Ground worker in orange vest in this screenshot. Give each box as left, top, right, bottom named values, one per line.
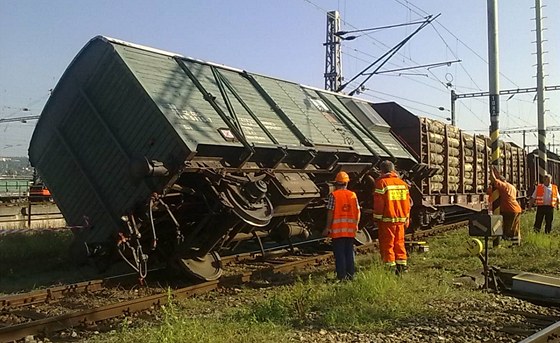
left=373, top=160, right=411, bottom=275
left=488, top=166, right=522, bottom=244
left=323, top=171, right=361, bottom=281
left=529, top=174, right=560, bottom=233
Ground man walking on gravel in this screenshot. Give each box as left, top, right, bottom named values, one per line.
left=489, top=167, right=522, bottom=244
left=529, top=174, right=560, bottom=234
left=373, top=160, right=411, bottom=275
left=323, top=171, right=361, bottom=281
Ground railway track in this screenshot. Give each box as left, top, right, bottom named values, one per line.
left=517, top=316, right=560, bottom=343
left=0, top=221, right=467, bottom=342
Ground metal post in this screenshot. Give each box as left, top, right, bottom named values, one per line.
left=451, top=90, right=456, bottom=126
left=523, top=130, right=527, bottom=152
left=324, top=11, right=342, bottom=91
left=484, top=236, right=489, bottom=291
left=535, top=0, right=547, bottom=181
left=27, top=202, right=32, bottom=228
left=487, top=0, right=501, bottom=250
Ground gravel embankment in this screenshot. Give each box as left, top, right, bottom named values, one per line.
left=290, top=294, right=559, bottom=343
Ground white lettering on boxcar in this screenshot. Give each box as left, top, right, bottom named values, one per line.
left=168, top=104, right=213, bottom=123
left=259, top=120, right=282, bottom=131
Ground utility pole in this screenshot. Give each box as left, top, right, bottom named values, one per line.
left=488, top=0, right=500, bottom=211
left=535, top=0, right=547, bottom=181
left=324, top=11, right=342, bottom=91
left=487, top=0, right=501, bottom=255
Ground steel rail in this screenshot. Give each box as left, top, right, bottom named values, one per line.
left=0, top=280, right=105, bottom=311
left=0, top=261, right=318, bottom=341
left=519, top=320, right=560, bottom=343
left=0, top=251, right=288, bottom=312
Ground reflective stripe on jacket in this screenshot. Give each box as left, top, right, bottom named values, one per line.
left=373, top=172, right=411, bottom=224
left=535, top=184, right=558, bottom=207
left=330, top=189, right=359, bottom=239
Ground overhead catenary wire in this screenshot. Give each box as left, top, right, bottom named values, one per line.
left=391, top=0, right=522, bottom=89
left=317, top=0, right=528, bottom=126
left=1, top=92, right=50, bottom=119
left=345, top=82, right=470, bottom=123
left=339, top=14, right=441, bottom=95
left=358, top=90, right=452, bottom=121
left=403, top=3, right=544, bottom=143
left=341, top=47, right=451, bottom=93
left=303, top=0, right=546, bottom=149
left=307, top=0, right=493, bottom=99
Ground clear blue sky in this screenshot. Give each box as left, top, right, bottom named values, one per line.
left=1, top=0, right=558, bottom=157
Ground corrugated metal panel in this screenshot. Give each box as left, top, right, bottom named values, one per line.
left=371, top=131, right=415, bottom=159
left=114, top=42, right=415, bottom=162
left=338, top=98, right=414, bottom=159
left=300, top=89, right=373, bottom=155
left=250, top=74, right=354, bottom=150
left=212, top=67, right=302, bottom=146
left=314, top=91, right=387, bottom=156
left=37, top=134, right=116, bottom=242
left=115, top=45, right=240, bottom=149
left=30, top=38, right=189, bottom=240
left=180, top=61, right=272, bottom=145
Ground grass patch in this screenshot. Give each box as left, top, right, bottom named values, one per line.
left=0, top=231, right=74, bottom=293
left=0, top=231, right=72, bottom=265
left=492, top=229, right=560, bottom=273
left=95, top=293, right=289, bottom=343
left=412, top=211, right=560, bottom=275
left=96, top=268, right=485, bottom=342
left=239, top=264, right=487, bottom=332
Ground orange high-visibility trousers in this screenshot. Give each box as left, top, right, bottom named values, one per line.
left=377, top=222, right=407, bottom=266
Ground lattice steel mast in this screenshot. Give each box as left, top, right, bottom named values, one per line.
left=324, top=11, right=342, bottom=91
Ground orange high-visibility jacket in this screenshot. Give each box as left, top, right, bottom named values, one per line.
left=330, top=189, right=359, bottom=239
left=373, top=172, right=411, bottom=224
left=535, top=184, right=559, bottom=207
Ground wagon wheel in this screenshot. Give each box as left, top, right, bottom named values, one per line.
left=178, top=251, right=223, bottom=281
left=222, top=185, right=273, bottom=227
left=354, top=228, right=372, bottom=245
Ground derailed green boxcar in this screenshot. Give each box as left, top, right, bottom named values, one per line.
left=29, top=36, right=417, bottom=280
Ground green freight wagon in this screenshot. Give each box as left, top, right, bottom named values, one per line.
left=0, top=178, right=31, bottom=200
left=29, top=36, right=418, bottom=280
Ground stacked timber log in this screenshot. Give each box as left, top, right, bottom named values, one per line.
left=512, top=146, right=525, bottom=190
left=418, top=116, right=527, bottom=196
left=500, top=141, right=525, bottom=190
left=475, top=136, right=489, bottom=193
left=425, top=118, right=461, bottom=192
left=463, top=133, right=475, bottom=192
left=426, top=119, right=443, bottom=192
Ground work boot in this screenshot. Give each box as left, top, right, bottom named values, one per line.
left=396, top=264, right=409, bottom=276
left=384, top=264, right=397, bottom=275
